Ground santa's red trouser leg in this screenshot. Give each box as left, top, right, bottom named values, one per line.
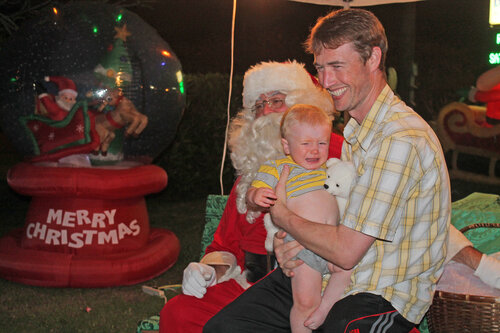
left=159, top=279, right=245, bottom=333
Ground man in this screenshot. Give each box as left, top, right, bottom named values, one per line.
left=204, top=9, right=450, bottom=332
left=159, top=60, right=343, bottom=332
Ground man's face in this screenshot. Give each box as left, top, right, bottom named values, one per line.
left=254, top=93, right=288, bottom=118
left=314, top=42, right=374, bottom=122
left=281, top=122, right=330, bottom=170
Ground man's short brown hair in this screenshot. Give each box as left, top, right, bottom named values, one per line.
left=304, top=8, right=388, bottom=72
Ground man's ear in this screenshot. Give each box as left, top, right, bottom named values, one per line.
left=368, top=46, right=382, bottom=71
left=281, top=138, right=290, bottom=155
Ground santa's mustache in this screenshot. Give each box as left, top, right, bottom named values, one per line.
left=56, top=97, right=74, bottom=111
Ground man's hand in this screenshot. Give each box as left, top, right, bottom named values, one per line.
left=269, top=165, right=306, bottom=277
left=273, top=230, right=304, bottom=277
left=182, top=262, right=217, bottom=299
left=269, top=165, right=290, bottom=229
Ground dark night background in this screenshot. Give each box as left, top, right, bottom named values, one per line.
left=134, top=0, right=500, bottom=196
left=134, top=0, right=491, bottom=74
left=132, top=0, right=495, bottom=119
left=0, top=0, right=497, bottom=124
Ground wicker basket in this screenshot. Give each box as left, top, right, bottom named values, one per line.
left=426, top=290, right=499, bottom=332
left=426, top=223, right=500, bottom=333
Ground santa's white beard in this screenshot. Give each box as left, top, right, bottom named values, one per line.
left=228, top=112, right=285, bottom=218
left=56, top=97, right=73, bottom=111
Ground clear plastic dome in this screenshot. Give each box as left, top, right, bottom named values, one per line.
left=0, top=2, right=185, bottom=164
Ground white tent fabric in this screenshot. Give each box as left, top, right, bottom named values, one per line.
left=289, top=0, right=422, bottom=7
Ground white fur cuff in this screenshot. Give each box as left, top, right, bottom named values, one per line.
left=200, top=251, right=237, bottom=268
left=474, top=253, right=500, bottom=289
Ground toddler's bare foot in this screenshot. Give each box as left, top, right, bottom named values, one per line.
left=304, top=307, right=328, bottom=330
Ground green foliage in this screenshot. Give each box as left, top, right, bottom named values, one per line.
left=156, top=73, right=243, bottom=201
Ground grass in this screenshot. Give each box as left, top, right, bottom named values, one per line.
left=0, top=138, right=207, bottom=332
left=0, top=186, right=206, bottom=332
left=0, top=193, right=206, bottom=331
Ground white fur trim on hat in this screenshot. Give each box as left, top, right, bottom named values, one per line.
left=242, top=60, right=334, bottom=117
left=45, top=76, right=78, bottom=97
left=59, top=89, right=78, bottom=97
left=243, top=61, right=314, bottom=109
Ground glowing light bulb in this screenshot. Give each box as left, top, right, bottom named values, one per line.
left=175, top=71, right=185, bottom=94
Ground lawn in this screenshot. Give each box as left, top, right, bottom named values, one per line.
left=0, top=185, right=206, bottom=332
left=0, top=194, right=207, bottom=332
left=0, top=137, right=208, bottom=332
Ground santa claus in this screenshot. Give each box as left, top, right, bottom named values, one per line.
left=36, top=76, right=78, bottom=121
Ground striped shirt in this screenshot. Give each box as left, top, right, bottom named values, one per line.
left=342, top=85, right=451, bottom=323
left=252, top=155, right=326, bottom=199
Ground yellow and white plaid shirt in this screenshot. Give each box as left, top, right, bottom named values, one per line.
left=342, top=85, right=451, bottom=323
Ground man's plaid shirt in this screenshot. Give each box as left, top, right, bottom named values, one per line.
left=341, top=84, right=451, bottom=323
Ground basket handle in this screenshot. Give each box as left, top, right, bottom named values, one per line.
left=459, top=223, right=500, bottom=233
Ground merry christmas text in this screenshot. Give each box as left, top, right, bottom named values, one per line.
left=25, top=208, right=141, bottom=248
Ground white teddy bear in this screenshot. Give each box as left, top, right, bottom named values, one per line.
left=262, top=158, right=356, bottom=253
left=323, top=157, right=357, bottom=218
left=263, top=213, right=279, bottom=253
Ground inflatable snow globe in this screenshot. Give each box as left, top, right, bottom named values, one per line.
left=0, top=2, right=184, bottom=287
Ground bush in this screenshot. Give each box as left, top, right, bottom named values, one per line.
left=156, top=73, right=243, bottom=201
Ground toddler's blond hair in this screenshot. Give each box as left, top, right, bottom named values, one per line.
left=280, top=104, right=332, bottom=139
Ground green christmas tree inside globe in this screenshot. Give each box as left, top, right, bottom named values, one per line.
left=0, top=2, right=185, bottom=165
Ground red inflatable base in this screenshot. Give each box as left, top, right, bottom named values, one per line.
left=0, top=227, right=180, bottom=287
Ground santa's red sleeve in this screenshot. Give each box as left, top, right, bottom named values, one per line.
left=37, top=94, right=68, bottom=121
left=329, top=132, right=344, bottom=159
left=474, top=83, right=500, bottom=122
left=204, top=177, right=267, bottom=270
left=474, top=83, right=500, bottom=103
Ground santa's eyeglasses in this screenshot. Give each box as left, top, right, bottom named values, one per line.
left=252, top=98, right=285, bottom=112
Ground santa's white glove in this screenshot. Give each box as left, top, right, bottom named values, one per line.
left=182, top=262, right=217, bottom=299
left=474, top=253, right=500, bottom=289
left=468, top=86, right=478, bottom=103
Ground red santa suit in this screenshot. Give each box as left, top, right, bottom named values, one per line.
left=36, top=76, right=78, bottom=121
left=159, top=133, right=343, bottom=333
left=474, top=83, right=500, bottom=126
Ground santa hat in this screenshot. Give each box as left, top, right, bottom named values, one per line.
left=44, top=76, right=78, bottom=97
left=242, top=60, right=334, bottom=117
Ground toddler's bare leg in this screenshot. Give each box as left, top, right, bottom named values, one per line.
left=304, top=269, right=352, bottom=330
left=290, top=263, right=323, bottom=333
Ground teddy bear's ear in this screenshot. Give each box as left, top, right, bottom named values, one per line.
left=326, top=157, right=340, bottom=168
